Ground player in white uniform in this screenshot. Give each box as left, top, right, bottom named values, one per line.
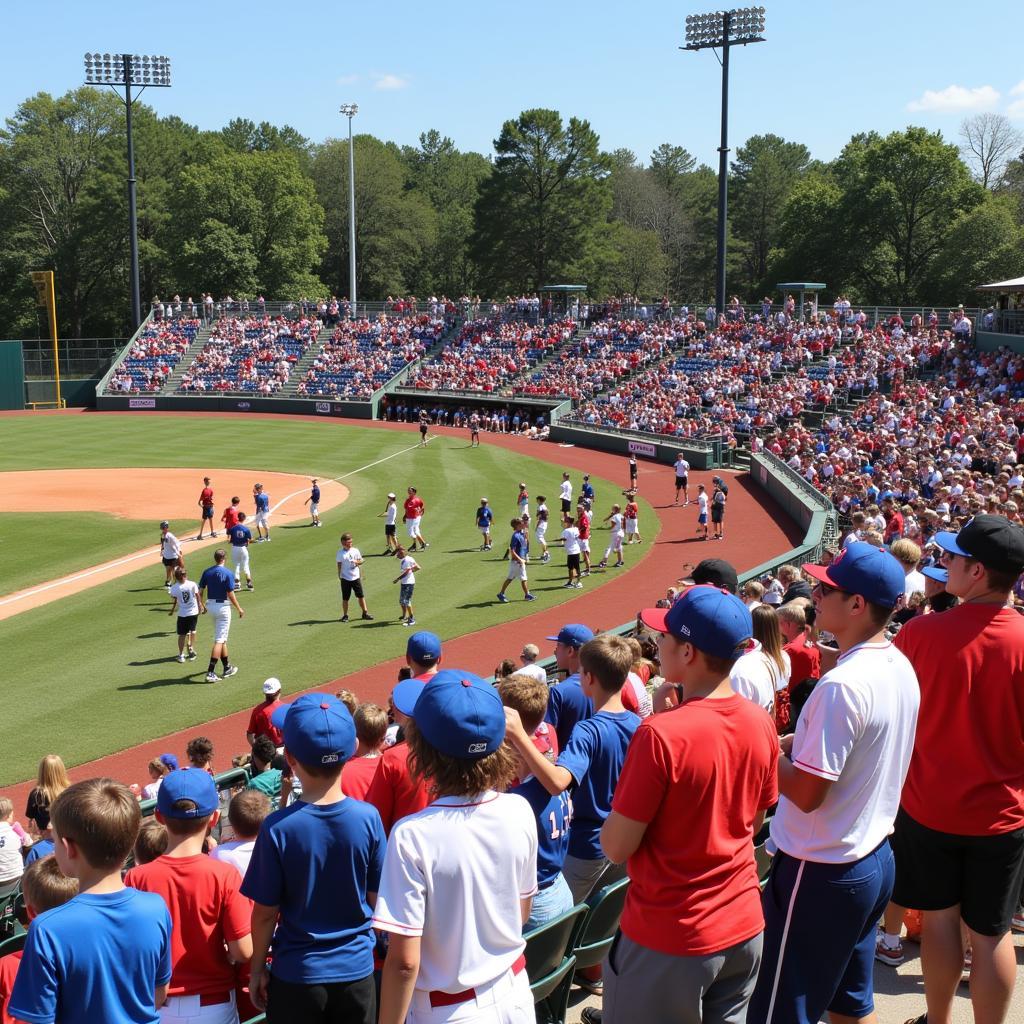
left=379, top=492, right=399, bottom=555
left=374, top=669, right=538, bottom=1024
left=559, top=473, right=572, bottom=515
left=535, top=496, right=550, bottom=562
left=598, top=504, right=626, bottom=569
left=696, top=484, right=710, bottom=540
left=159, top=520, right=182, bottom=589
left=166, top=565, right=205, bottom=663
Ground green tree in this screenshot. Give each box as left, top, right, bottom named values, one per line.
left=472, top=109, right=611, bottom=293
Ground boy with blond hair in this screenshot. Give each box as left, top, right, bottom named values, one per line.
left=342, top=703, right=389, bottom=801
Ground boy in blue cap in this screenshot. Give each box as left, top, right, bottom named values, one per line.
left=125, top=768, right=252, bottom=1024
left=375, top=669, right=537, bottom=1024
left=242, top=694, right=386, bottom=1024
left=9, top=778, right=173, bottom=1024
left=543, top=624, right=595, bottom=751
left=749, top=542, right=920, bottom=1024
left=600, top=586, right=778, bottom=1024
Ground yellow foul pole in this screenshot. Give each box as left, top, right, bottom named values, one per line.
left=47, top=272, right=62, bottom=409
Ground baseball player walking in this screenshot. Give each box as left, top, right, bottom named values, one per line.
left=253, top=483, right=271, bottom=542
left=159, top=520, right=182, bottom=589
left=198, top=549, right=245, bottom=683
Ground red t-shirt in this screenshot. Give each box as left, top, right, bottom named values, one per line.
left=784, top=638, right=821, bottom=688
left=895, top=603, right=1024, bottom=835
left=247, top=700, right=283, bottom=746
left=341, top=755, right=383, bottom=801
left=364, top=742, right=431, bottom=834
left=577, top=512, right=591, bottom=540
left=613, top=694, right=779, bottom=956
left=200, top=487, right=214, bottom=509
left=0, top=951, right=22, bottom=1024
left=125, top=854, right=251, bottom=996
left=222, top=506, right=240, bottom=530
left=403, top=496, right=424, bottom=520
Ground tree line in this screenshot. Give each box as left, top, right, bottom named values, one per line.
left=1, top=87, right=1022, bottom=339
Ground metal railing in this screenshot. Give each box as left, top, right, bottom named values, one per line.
left=138, top=766, right=248, bottom=819
left=22, top=338, right=124, bottom=379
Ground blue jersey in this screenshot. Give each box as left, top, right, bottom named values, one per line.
left=513, top=777, right=571, bottom=889
left=241, top=797, right=386, bottom=984
left=9, top=889, right=172, bottom=1024
left=311, top=485, right=321, bottom=503
left=557, top=710, right=640, bottom=860
left=510, top=530, right=528, bottom=559
left=228, top=524, right=252, bottom=547
left=476, top=506, right=493, bottom=528
left=255, top=492, right=270, bottom=513
left=544, top=674, right=593, bottom=752
left=199, top=564, right=235, bottom=602
left=24, top=837, right=55, bottom=865
left=582, top=482, right=595, bottom=501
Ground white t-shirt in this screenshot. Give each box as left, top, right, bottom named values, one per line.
left=562, top=527, right=581, bottom=555
left=210, top=838, right=256, bottom=878
left=697, top=493, right=709, bottom=515
left=384, top=504, right=398, bottom=526
left=337, top=547, right=363, bottom=581
left=903, top=569, right=926, bottom=600
left=169, top=580, right=201, bottom=617
left=160, top=532, right=181, bottom=560
left=398, top=555, right=417, bottom=585
left=373, top=791, right=538, bottom=993
left=0, top=822, right=24, bottom=882
left=560, top=481, right=572, bottom=502
left=142, top=779, right=162, bottom=801
left=609, top=513, right=624, bottom=535
left=770, top=641, right=920, bottom=863
left=675, top=458, right=690, bottom=477
left=730, top=642, right=790, bottom=712
left=517, top=663, right=548, bottom=684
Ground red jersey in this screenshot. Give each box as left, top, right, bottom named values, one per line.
left=0, top=951, right=22, bottom=1024
left=625, top=502, right=639, bottom=519
left=221, top=506, right=240, bottom=530
left=125, top=855, right=251, bottom=996
left=613, top=694, right=778, bottom=956
left=784, top=637, right=821, bottom=688
left=341, top=755, right=383, bottom=801
left=364, top=742, right=431, bottom=834
left=577, top=512, right=591, bottom=540
left=199, top=487, right=214, bottom=509
left=403, top=496, right=424, bottom=521
left=247, top=700, right=284, bottom=746
left=895, top=603, right=1024, bottom=835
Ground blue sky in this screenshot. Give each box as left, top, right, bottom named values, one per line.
left=4, top=0, right=1023, bottom=167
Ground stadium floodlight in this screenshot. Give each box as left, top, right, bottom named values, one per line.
left=84, top=53, right=172, bottom=331
left=681, top=9, right=766, bottom=323
left=340, top=104, right=359, bottom=320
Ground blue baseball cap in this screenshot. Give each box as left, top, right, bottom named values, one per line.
left=157, top=768, right=218, bottom=819
left=921, top=565, right=948, bottom=584
left=412, top=669, right=505, bottom=760
left=407, top=630, right=442, bottom=664
left=393, top=676, right=426, bottom=716
left=159, top=753, right=179, bottom=771
left=274, top=693, right=357, bottom=767
left=545, top=624, right=595, bottom=648
left=803, top=541, right=905, bottom=609
left=640, top=585, right=753, bottom=660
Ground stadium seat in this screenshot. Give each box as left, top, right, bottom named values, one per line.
left=568, top=876, right=629, bottom=972
left=0, top=928, right=26, bottom=958
left=524, top=903, right=588, bottom=1022
left=240, top=1015, right=265, bottom=1024
left=755, top=841, right=773, bottom=885
left=0, top=884, right=24, bottom=940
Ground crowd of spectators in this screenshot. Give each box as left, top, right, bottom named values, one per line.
left=106, top=319, right=200, bottom=394
left=178, top=315, right=321, bottom=395
left=296, top=315, right=443, bottom=401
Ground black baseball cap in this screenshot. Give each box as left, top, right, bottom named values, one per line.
left=935, top=514, right=1024, bottom=573
left=681, top=558, right=739, bottom=595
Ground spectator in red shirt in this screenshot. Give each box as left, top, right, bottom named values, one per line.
left=776, top=601, right=821, bottom=690
left=220, top=497, right=241, bottom=534
left=246, top=678, right=284, bottom=749
left=341, top=703, right=389, bottom=801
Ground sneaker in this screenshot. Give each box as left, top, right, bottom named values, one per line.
left=176, top=654, right=186, bottom=663
left=362, top=612, right=374, bottom=620
left=581, top=570, right=590, bottom=577
left=211, top=531, right=218, bottom=537
left=383, top=549, right=393, bottom=556
left=524, top=593, right=536, bottom=601
left=187, top=649, right=197, bottom=660
left=233, top=584, right=241, bottom=591
left=573, top=582, right=584, bottom=589
left=563, top=582, right=574, bottom=588
left=340, top=614, right=350, bottom=622
left=613, top=561, right=624, bottom=568
left=580, top=1009, right=603, bottom=1024
left=246, top=582, right=254, bottom=591
left=205, top=672, right=218, bottom=683
left=597, top=561, right=607, bottom=569
left=266, top=536, right=271, bottom=542
left=195, top=535, right=203, bottom=541
left=496, top=593, right=509, bottom=603
left=575, top=976, right=604, bottom=996
left=223, top=665, right=238, bottom=679
left=875, top=938, right=905, bottom=966
left=406, top=617, right=416, bottom=626
left=255, top=537, right=264, bottom=543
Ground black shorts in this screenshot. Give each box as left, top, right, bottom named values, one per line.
left=340, top=578, right=365, bottom=601
left=567, top=553, right=581, bottom=573
left=711, top=507, right=724, bottom=523
left=891, top=807, right=1024, bottom=936
left=202, top=506, right=214, bottom=519
left=676, top=475, right=688, bottom=489
left=384, top=524, right=396, bottom=537
left=162, top=556, right=179, bottom=567
left=267, top=971, right=375, bottom=1024
left=420, top=424, right=427, bottom=435
left=176, top=614, right=198, bottom=636
left=561, top=499, right=571, bottom=513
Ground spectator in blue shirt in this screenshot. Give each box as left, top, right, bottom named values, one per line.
left=544, top=624, right=595, bottom=750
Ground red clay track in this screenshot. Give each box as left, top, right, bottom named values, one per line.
left=1, top=410, right=802, bottom=804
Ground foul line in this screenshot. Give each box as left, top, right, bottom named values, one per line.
left=333, top=437, right=431, bottom=481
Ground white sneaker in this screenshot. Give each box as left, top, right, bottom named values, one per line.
left=223, top=665, right=239, bottom=679
left=176, top=654, right=186, bottom=663
left=205, top=672, right=218, bottom=683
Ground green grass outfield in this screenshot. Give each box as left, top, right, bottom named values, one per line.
left=0, top=414, right=653, bottom=785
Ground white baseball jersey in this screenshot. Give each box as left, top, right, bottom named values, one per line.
left=160, top=532, right=181, bottom=560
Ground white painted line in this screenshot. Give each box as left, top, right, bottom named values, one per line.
left=333, top=438, right=427, bottom=480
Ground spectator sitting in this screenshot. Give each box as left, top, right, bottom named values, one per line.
left=777, top=564, right=812, bottom=604
left=0, top=799, right=24, bottom=899
left=247, top=677, right=284, bottom=748
left=141, top=757, right=170, bottom=801
left=245, top=735, right=283, bottom=811
left=341, top=702, right=389, bottom=801
left=516, top=643, right=548, bottom=684
left=186, top=736, right=215, bottom=774
left=211, top=789, right=271, bottom=878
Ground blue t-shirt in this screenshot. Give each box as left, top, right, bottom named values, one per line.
left=255, top=492, right=270, bottom=513
left=476, top=506, right=493, bottom=528
left=557, top=710, right=640, bottom=860
left=241, top=797, right=385, bottom=984
left=24, top=838, right=54, bottom=865
left=544, top=674, right=593, bottom=752
left=582, top=482, right=595, bottom=501
left=227, top=524, right=252, bottom=547
left=9, top=888, right=172, bottom=1024
left=510, top=530, right=528, bottom=558
left=199, top=565, right=235, bottom=602
left=513, top=778, right=571, bottom=889
left=311, top=485, right=321, bottom=503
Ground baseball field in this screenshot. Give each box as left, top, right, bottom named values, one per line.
left=0, top=412, right=651, bottom=786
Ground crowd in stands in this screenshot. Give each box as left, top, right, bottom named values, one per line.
left=402, top=316, right=577, bottom=392
left=106, top=319, right=201, bottom=394
left=296, top=316, right=443, bottom=401
left=178, top=315, right=322, bottom=395
left=379, top=398, right=550, bottom=436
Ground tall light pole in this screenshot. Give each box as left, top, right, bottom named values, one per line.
left=682, top=8, right=765, bottom=322
left=84, top=53, right=172, bottom=332
left=339, top=103, right=359, bottom=319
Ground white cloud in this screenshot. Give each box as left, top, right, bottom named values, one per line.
left=1010, top=80, right=1024, bottom=98
left=373, top=73, right=409, bottom=91
left=907, top=84, right=999, bottom=114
